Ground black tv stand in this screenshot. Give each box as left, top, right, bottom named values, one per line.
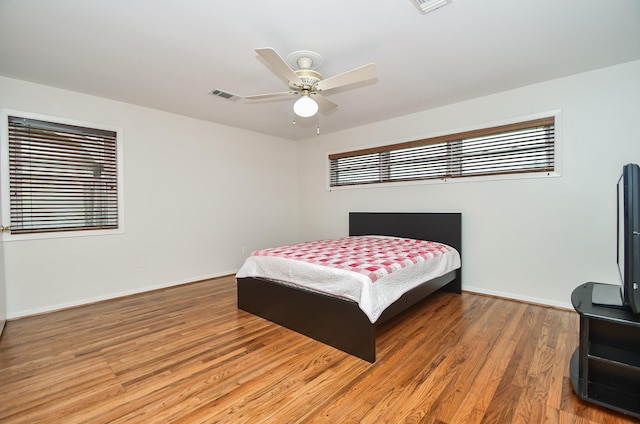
left=570, top=282, right=640, bottom=419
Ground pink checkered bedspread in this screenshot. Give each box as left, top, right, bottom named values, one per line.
left=250, top=236, right=453, bottom=283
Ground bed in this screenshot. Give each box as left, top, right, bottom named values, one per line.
left=235, top=212, right=462, bottom=362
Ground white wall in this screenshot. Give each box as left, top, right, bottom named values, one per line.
left=2, top=61, right=638, bottom=317
left=0, top=76, right=299, bottom=318
left=297, top=60, right=640, bottom=309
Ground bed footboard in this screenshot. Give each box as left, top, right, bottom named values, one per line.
left=237, top=277, right=377, bottom=362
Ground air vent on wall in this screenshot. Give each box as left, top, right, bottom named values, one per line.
left=412, top=0, right=452, bottom=14
left=210, top=89, right=239, bottom=100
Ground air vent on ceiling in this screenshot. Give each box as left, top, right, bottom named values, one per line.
left=412, top=0, right=452, bottom=14
left=210, top=89, right=239, bottom=100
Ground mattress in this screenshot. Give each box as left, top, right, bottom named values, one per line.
left=235, top=236, right=461, bottom=323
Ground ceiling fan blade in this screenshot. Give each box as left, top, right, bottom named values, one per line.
left=244, top=91, right=296, bottom=100
left=313, top=93, right=337, bottom=112
left=315, top=63, right=377, bottom=91
left=255, top=47, right=303, bottom=86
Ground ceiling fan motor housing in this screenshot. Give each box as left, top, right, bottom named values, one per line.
left=292, top=69, right=322, bottom=91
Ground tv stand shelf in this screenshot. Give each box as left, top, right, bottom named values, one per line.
left=570, top=282, right=640, bottom=419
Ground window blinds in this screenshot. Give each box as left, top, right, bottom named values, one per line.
left=7, top=116, right=119, bottom=234
left=329, top=117, right=555, bottom=187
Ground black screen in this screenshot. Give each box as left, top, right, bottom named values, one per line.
left=621, top=163, right=640, bottom=313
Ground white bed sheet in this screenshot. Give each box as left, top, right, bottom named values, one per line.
left=236, top=237, right=461, bottom=323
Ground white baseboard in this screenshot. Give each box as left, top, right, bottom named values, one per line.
left=463, top=285, right=573, bottom=310
left=7, top=270, right=238, bottom=320
left=8, top=276, right=574, bottom=320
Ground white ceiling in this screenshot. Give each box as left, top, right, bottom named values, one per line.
left=1, top=0, right=639, bottom=140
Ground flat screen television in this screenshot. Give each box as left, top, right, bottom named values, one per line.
left=618, top=163, right=640, bottom=313
left=591, top=163, right=640, bottom=313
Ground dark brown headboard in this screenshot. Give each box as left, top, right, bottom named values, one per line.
left=348, top=212, right=462, bottom=256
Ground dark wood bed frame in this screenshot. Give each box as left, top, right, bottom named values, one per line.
left=236, top=212, right=462, bottom=362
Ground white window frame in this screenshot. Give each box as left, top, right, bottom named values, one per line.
left=1, top=109, right=125, bottom=241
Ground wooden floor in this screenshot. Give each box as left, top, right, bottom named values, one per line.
left=0, top=276, right=637, bottom=424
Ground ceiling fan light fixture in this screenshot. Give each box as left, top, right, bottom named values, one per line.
left=293, top=94, right=318, bottom=117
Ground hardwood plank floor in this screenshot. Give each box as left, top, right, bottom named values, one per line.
left=0, top=275, right=636, bottom=423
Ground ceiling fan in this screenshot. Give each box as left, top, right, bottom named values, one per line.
left=243, top=47, right=378, bottom=118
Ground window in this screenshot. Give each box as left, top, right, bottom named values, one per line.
left=2, top=113, right=121, bottom=236
left=329, top=116, right=556, bottom=187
